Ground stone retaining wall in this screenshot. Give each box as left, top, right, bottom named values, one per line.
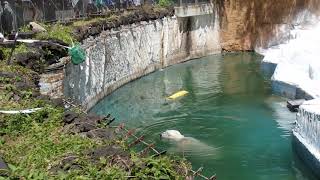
left=62, top=14, right=221, bottom=110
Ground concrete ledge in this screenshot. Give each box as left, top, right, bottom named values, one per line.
left=292, top=131, right=320, bottom=178
left=174, top=3, right=213, bottom=17
left=271, top=80, right=313, bottom=100
left=271, top=80, right=298, bottom=99
left=260, top=61, right=277, bottom=78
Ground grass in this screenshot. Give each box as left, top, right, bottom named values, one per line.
left=158, top=0, right=173, bottom=7
left=19, top=23, right=76, bottom=46
left=0, top=106, right=102, bottom=179
left=35, top=24, right=76, bottom=45
left=0, top=105, right=190, bottom=179
left=0, top=62, right=40, bottom=110
left=72, top=17, right=106, bottom=27
left=4, top=5, right=171, bottom=49
left=0, top=63, right=191, bottom=179
left=0, top=44, right=29, bottom=62
left=0, top=7, right=191, bottom=178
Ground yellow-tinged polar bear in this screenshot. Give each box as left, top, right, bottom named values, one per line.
left=160, top=130, right=220, bottom=158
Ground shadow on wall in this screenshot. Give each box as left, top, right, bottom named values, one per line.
left=177, top=12, right=216, bottom=32
left=220, top=0, right=320, bottom=50
left=177, top=13, right=217, bottom=55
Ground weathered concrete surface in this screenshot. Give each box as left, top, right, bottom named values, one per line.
left=175, top=3, right=214, bottom=17
left=39, top=57, right=69, bottom=98
left=63, top=14, right=221, bottom=110
left=293, top=99, right=320, bottom=178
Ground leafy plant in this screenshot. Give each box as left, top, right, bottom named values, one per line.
left=158, top=0, right=173, bottom=7
left=36, top=23, right=76, bottom=45
left=0, top=44, right=29, bottom=61
left=130, top=153, right=185, bottom=179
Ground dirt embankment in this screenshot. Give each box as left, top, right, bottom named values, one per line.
left=72, top=6, right=174, bottom=42
left=220, top=0, right=320, bottom=51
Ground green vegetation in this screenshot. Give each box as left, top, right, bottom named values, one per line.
left=0, top=62, right=191, bottom=179
left=158, top=0, right=173, bottom=7
left=0, top=106, right=100, bottom=179
left=19, top=23, right=76, bottom=45
left=0, top=105, right=190, bottom=179
left=0, top=62, right=39, bottom=110
left=0, top=44, right=29, bottom=61
left=72, top=17, right=106, bottom=27
left=35, top=24, right=76, bottom=45
left=0, top=7, right=192, bottom=178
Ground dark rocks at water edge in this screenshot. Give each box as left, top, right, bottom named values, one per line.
left=63, top=111, right=115, bottom=140
left=49, top=145, right=131, bottom=174
left=49, top=112, right=134, bottom=174
left=287, top=99, right=305, bottom=112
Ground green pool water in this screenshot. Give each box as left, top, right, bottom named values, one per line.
left=91, top=53, right=317, bottom=180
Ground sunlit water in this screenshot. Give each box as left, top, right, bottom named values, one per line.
left=91, top=53, right=317, bottom=180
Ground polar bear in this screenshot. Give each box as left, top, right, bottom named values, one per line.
left=160, top=130, right=185, bottom=140
left=160, top=130, right=220, bottom=158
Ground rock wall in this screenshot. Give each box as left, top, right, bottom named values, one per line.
left=220, top=0, right=320, bottom=51
left=63, top=14, right=221, bottom=110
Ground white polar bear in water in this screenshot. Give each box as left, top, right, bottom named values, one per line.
left=160, top=130, right=220, bottom=158
left=160, top=130, right=185, bottom=140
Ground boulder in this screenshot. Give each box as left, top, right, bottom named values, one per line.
left=29, top=22, right=46, bottom=33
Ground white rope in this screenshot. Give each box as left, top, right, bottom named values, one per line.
left=0, top=108, right=42, bottom=114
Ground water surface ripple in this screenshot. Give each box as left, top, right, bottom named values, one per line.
left=91, top=53, right=317, bottom=180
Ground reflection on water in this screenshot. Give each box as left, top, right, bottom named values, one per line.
left=91, top=53, right=317, bottom=180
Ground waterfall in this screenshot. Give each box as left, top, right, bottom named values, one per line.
left=258, top=11, right=320, bottom=99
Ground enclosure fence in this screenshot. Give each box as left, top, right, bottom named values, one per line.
left=0, top=0, right=151, bottom=33
left=0, top=0, right=211, bottom=34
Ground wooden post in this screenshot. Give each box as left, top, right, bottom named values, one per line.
left=42, top=0, right=45, bottom=22
left=7, top=32, right=19, bottom=65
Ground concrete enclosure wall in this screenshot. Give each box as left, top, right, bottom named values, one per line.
left=63, top=13, right=221, bottom=110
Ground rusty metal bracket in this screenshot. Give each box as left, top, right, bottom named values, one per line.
left=152, top=150, right=167, bottom=157
left=209, top=175, right=217, bottom=180
left=193, top=167, right=203, bottom=176
left=139, top=143, right=155, bottom=157
left=106, top=117, right=115, bottom=125
left=114, top=123, right=125, bottom=134
left=123, top=129, right=135, bottom=141
left=128, top=135, right=144, bottom=148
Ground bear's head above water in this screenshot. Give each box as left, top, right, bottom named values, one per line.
left=160, top=130, right=185, bottom=141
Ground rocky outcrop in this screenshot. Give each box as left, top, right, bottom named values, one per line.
left=220, top=0, right=320, bottom=51
left=63, top=14, right=221, bottom=110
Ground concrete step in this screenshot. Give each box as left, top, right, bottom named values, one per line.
left=287, top=99, right=305, bottom=112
